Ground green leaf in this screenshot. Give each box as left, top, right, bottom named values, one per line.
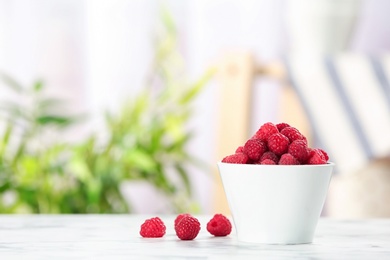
left=179, top=67, right=215, bottom=105
left=18, top=156, right=40, bottom=185
left=0, top=123, right=13, bottom=157
left=161, top=7, right=176, bottom=35
left=0, top=182, right=11, bottom=193
left=0, top=72, right=24, bottom=93
left=12, top=142, right=26, bottom=166
left=0, top=101, right=29, bottom=121
left=124, top=149, right=156, bottom=172
left=87, top=178, right=102, bottom=205
left=33, top=80, right=44, bottom=92
left=166, top=132, right=192, bottom=153
left=174, top=164, right=192, bottom=196
left=69, top=158, right=92, bottom=182
left=37, top=98, right=67, bottom=111
left=128, top=91, right=150, bottom=120
left=35, top=115, right=73, bottom=126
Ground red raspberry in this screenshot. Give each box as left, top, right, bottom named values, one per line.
left=174, top=213, right=191, bottom=228
left=207, top=214, right=232, bottom=237
left=302, top=136, right=308, bottom=145
left=278, top=153, right=300, bottom=165
left=288, top=140, right=309, bottom=163
left=276, top=122, right=290, bottom=132
left=261, top=159, right=276, bottom=165
left=280, top=127, right=306, bottom=143
left=140, top=217, right=166, bottom=238
left=267, top=133, right=290, bottom=156
left=253, top=122, right=279, bottom=142
left=307, top=149, right=327, bottom=165
left=222, top=153, right=249, bottom=164
left=235, top=146, right=244, bottom=153
left=243, top=139, right=267, bottom=161
left=259, top=151, right=279, bottom=164
left=175, top=215, right=201, bottom=240
left=319, top=149, right=329, bottom=161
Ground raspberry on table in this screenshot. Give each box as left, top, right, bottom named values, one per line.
left=259, top=151, right=279, bottom=164
left=222, top=153, right=249, bottom=164
left=278, top=153, right=300, bottom=165
left=175, top=215, right=201, bottom=240
left=267, top=133, right=290, bottom=156
left=253, top=122, right=279, bottom=142
left=243, top=139, right=267, bottom=161
left=276, top=122, right=290, bottom=132
left=288, top=140, right=309, bottom=163
left=207, top=214, right=232, bottom=237
left=280, top=127, right=306, bottom=143
left=260, top=159, right=276, bottom=165
left=140, top=217, right=166, bottom=238
left=307, top=149, right=327, bottom=165
left=174, top=213, right=191, bottom=228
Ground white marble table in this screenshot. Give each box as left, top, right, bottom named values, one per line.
left=0, top=215, right=389, bottom=259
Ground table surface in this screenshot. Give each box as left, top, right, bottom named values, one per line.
left=0, top=215, right=389, bottom=259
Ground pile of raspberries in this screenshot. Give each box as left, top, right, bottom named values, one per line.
left=140, top=214, right=232, bottom=240
left=222, top=122, right=329, bottom=165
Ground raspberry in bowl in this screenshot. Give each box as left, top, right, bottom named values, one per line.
left=217, top=122, right=334, bottom=244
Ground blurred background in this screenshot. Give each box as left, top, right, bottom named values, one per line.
left=0, top=0, right=389, bottom=217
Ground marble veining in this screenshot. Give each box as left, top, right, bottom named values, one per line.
left=0, top=215, right=389, bottom=259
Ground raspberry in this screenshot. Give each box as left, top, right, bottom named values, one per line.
left=302, top=136, right=308, bottom=145
left=221, top=121, right=330, bottom=166
left=267, top=133, right=289, bottom=156
left=279, top=153, right=300, bottom=165
left=140, top=217, right=166, bottom=238
left=243, top=139, right=267, bottom=161
left=175, top=215, right=201, bottom=240
left=259, top=151, right=279, bottom=164
left=253, top=122, right=279, bottom=142
left=276, top=122, right=290, bottom=132
left=307, top=149, right=327, bottom=165
left=280, top=127, right=306, bottom=143
left=288, top=140, right=309, bottom=163
left=319, top=149, right=329, bottom=161
left=222, top=153, right=249, bottom=164
left=235, top=146, right=244, bottom=153
left=207, top=214, right=232, bottom=237
left=260, top=159, right=276, bottom=165
left=174, top=213, right=191, bottom=228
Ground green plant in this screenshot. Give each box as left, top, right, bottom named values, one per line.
left=0, top=10, right=213, bottom=213
left=0, top=74, right=80, bottom=213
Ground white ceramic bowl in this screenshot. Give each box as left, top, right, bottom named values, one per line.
left=217, top=162, right=334, bottom=244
